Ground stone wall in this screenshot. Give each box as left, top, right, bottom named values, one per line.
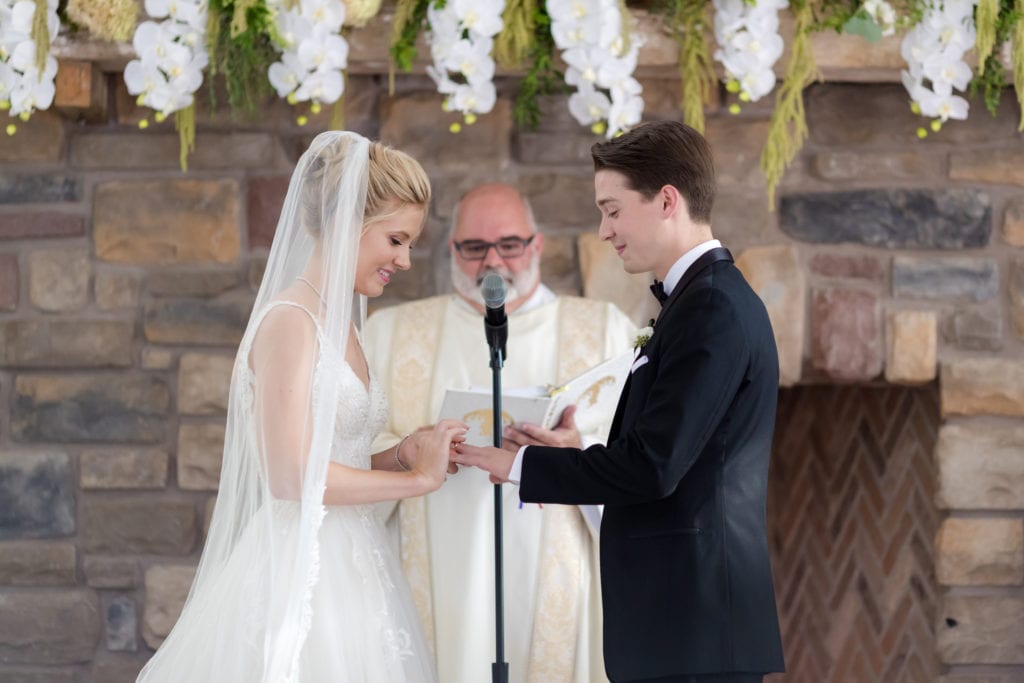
left=1, top=40, right=1023, bottom=683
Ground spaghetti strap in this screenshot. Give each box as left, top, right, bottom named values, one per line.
left=238, top=300, right=324, bottom=372
left=262, top=300, right=322, bottom=330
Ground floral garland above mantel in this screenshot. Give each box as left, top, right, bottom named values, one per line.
left=3, top=0, right=1023, bottom=202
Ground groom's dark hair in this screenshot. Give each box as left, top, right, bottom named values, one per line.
left=591, top=120, right=716, bottom=225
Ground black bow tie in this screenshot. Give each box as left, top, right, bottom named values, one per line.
left=650, top=280, right=668, bottom=305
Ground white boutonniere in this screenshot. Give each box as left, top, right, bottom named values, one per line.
left=633, top=319, right=655, bottom=353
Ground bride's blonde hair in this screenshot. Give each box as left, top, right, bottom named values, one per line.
left=301, top=137, right=430, bottom=235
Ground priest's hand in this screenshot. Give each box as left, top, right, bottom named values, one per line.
left=502, top=404, right=583, bottom=450
left=452, top=444, right=515, bottom=484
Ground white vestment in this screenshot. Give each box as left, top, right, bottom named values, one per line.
left=363, top=287, right=636, bottom=683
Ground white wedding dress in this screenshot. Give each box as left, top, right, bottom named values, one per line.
left=138, top=302, right=437, bottom=683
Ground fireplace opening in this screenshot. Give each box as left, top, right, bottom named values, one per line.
left=766, top=383, right=942, bottom=682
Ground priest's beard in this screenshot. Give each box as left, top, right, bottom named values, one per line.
left=451, top=255, right=541, bottom=309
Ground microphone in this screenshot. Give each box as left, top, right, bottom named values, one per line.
left=481, top=272, right=508, bottom=360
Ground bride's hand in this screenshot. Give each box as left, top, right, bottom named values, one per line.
left=404, top=420, right=467, bottom=491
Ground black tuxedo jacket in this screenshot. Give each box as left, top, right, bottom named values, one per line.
left=520, top=251, right=785, bottom=681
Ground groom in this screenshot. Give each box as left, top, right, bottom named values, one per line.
left=455, top=121, right=785, bottom=682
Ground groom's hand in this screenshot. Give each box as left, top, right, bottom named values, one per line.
left=502, top=404, right=583, bottom=450
left=453, top=444, right=515, bottom=484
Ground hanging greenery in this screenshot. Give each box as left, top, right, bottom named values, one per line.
left=389, top=0, right=432, bottom=74
left=206, top=0, right=278, bottom=114
left=495, top=0, right=536, bottom=68
left=8, top=0, right=1024, bottom=200
left=511, top=3, right=565, bottom=129
left=760, top=0, right=819, bottom=209
left=971, top=0, right=1022, bottom=116
left=665, top=0, right=716, bottom=134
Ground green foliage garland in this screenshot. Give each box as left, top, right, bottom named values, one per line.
left=760, top=0, right=819, bottom=209
left=45, top=0, right=1024, bottom=197
left=970, top=0, right=1022, bottom=116
left=32, top=0, right=50, bottom=74
left=666, top=0, right=716, bottom=134
left=206, top=0, right=279, bottom=114
left=176, top=104, right=196, bottom=172
left=512, top=3, right=566, bottom=129
left=390, top=0, right=432, bottom=74
left=495, top=0, right=536, bottom=69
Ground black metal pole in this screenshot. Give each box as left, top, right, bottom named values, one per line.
left=490, top=344, right=508, bottom=683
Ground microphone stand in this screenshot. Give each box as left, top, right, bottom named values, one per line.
left=489, top=341, right=509, bottom=683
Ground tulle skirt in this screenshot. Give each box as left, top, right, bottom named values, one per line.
left=137, top=501, right=437, bottom=683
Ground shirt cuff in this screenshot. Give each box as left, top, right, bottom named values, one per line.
left=509, top=446, right=527, bottom=485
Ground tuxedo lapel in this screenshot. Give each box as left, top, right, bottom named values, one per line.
left=610, top=248, right=734, bottom=443
left=655, top=247, right=734, bottom=326
left=608, top=370, right=633, bottom=441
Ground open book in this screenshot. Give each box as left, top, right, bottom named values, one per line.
left=438, top=350, right=634, bottom=447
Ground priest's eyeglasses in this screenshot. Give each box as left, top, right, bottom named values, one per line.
left=453, top=235, right=536, bottom=261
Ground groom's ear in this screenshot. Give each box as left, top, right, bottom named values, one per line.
left=659, top=184, right=684, bottom=219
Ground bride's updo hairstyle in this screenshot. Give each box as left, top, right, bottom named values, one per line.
left=301, top=136, right=430, bottom=236
left=364, top=141, right=431, bottom=228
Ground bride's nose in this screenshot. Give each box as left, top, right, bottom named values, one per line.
left=394, top=249, right=411, bottom=270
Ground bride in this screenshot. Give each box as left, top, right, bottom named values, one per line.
left=137, top=131, right=465, bottom=682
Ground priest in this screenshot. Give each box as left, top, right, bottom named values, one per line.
left=363, top=182, right=636, bottom=683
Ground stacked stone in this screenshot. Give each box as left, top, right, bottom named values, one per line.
left=0, top=101, right=264, bottom=680
left=0, top=15, right=1022, bottom=680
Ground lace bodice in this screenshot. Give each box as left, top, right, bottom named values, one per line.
left=328, top=358, right=388, bottom=469
left=237, top=301, right=388, bottom=472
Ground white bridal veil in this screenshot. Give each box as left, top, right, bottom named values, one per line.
left=138, top=131, right=371, bottom=682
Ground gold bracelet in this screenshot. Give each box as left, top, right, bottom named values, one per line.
left=394, top=435, right=411, bottom=472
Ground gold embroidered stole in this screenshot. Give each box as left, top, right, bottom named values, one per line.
left=526, top=297, right=607, bottom=683
left=388, top=296, right=447, bottom=653
left=391, top=296, right=608, bottom=678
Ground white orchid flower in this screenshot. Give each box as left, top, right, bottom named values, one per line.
left=297, top=26, right=349, bottom=73
left=449, top=0, right=503, bottom=38
left=597, top=4, right=624, bottom=50
left=124, top=58, right=166, bottom=97
left=133, top=22, right=178, bottom=64
left=596, top=41, right=640, bottom=90
left=917, top=87, right=968, bottom=120
left=547, top=0, right=596, bottom=25
left=922, top=52, right=972, bottom=92
left=146, top=0, right=204, bottom=28
left=275, top=11, right=315, bottom=50
left=551, top=12, right=603, bottom=49
left=568, top=84, right=611, bottom=125
left=549, top=0, right=644, bottom=135
left=268, top=0, right=348, bottom=111
left=900, top=0, right=976, bottom=131
left=7, top=44, right=57, bottom=115
left=564, top=44, right=609, bottom=86
left=301, top=0, right=346, bottom=32
left=9, top=40, right=56, bottom=82
left=425, top=0, right=500, bottom=119
left=739, top=68, right=777, bottom=101
left=295, top=67, right=344, bottom=103
left=268, top=52, right=305, bottom=97
left=0, top=61, right=17, bottom=100
left=443, top=38, right=495, bottom=85
left=607, top=92, right=644, bottom=136
left=445, top=80, right=497, bottom=115
left=127, top=0, right=208, bottom=118
left=11, top=1, right=59, bottom=39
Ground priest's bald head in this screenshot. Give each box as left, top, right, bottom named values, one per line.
left=448, top=183, right=545, bottom=314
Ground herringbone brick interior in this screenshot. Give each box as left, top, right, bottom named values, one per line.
left=765, top=384, right=942, bottom=683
